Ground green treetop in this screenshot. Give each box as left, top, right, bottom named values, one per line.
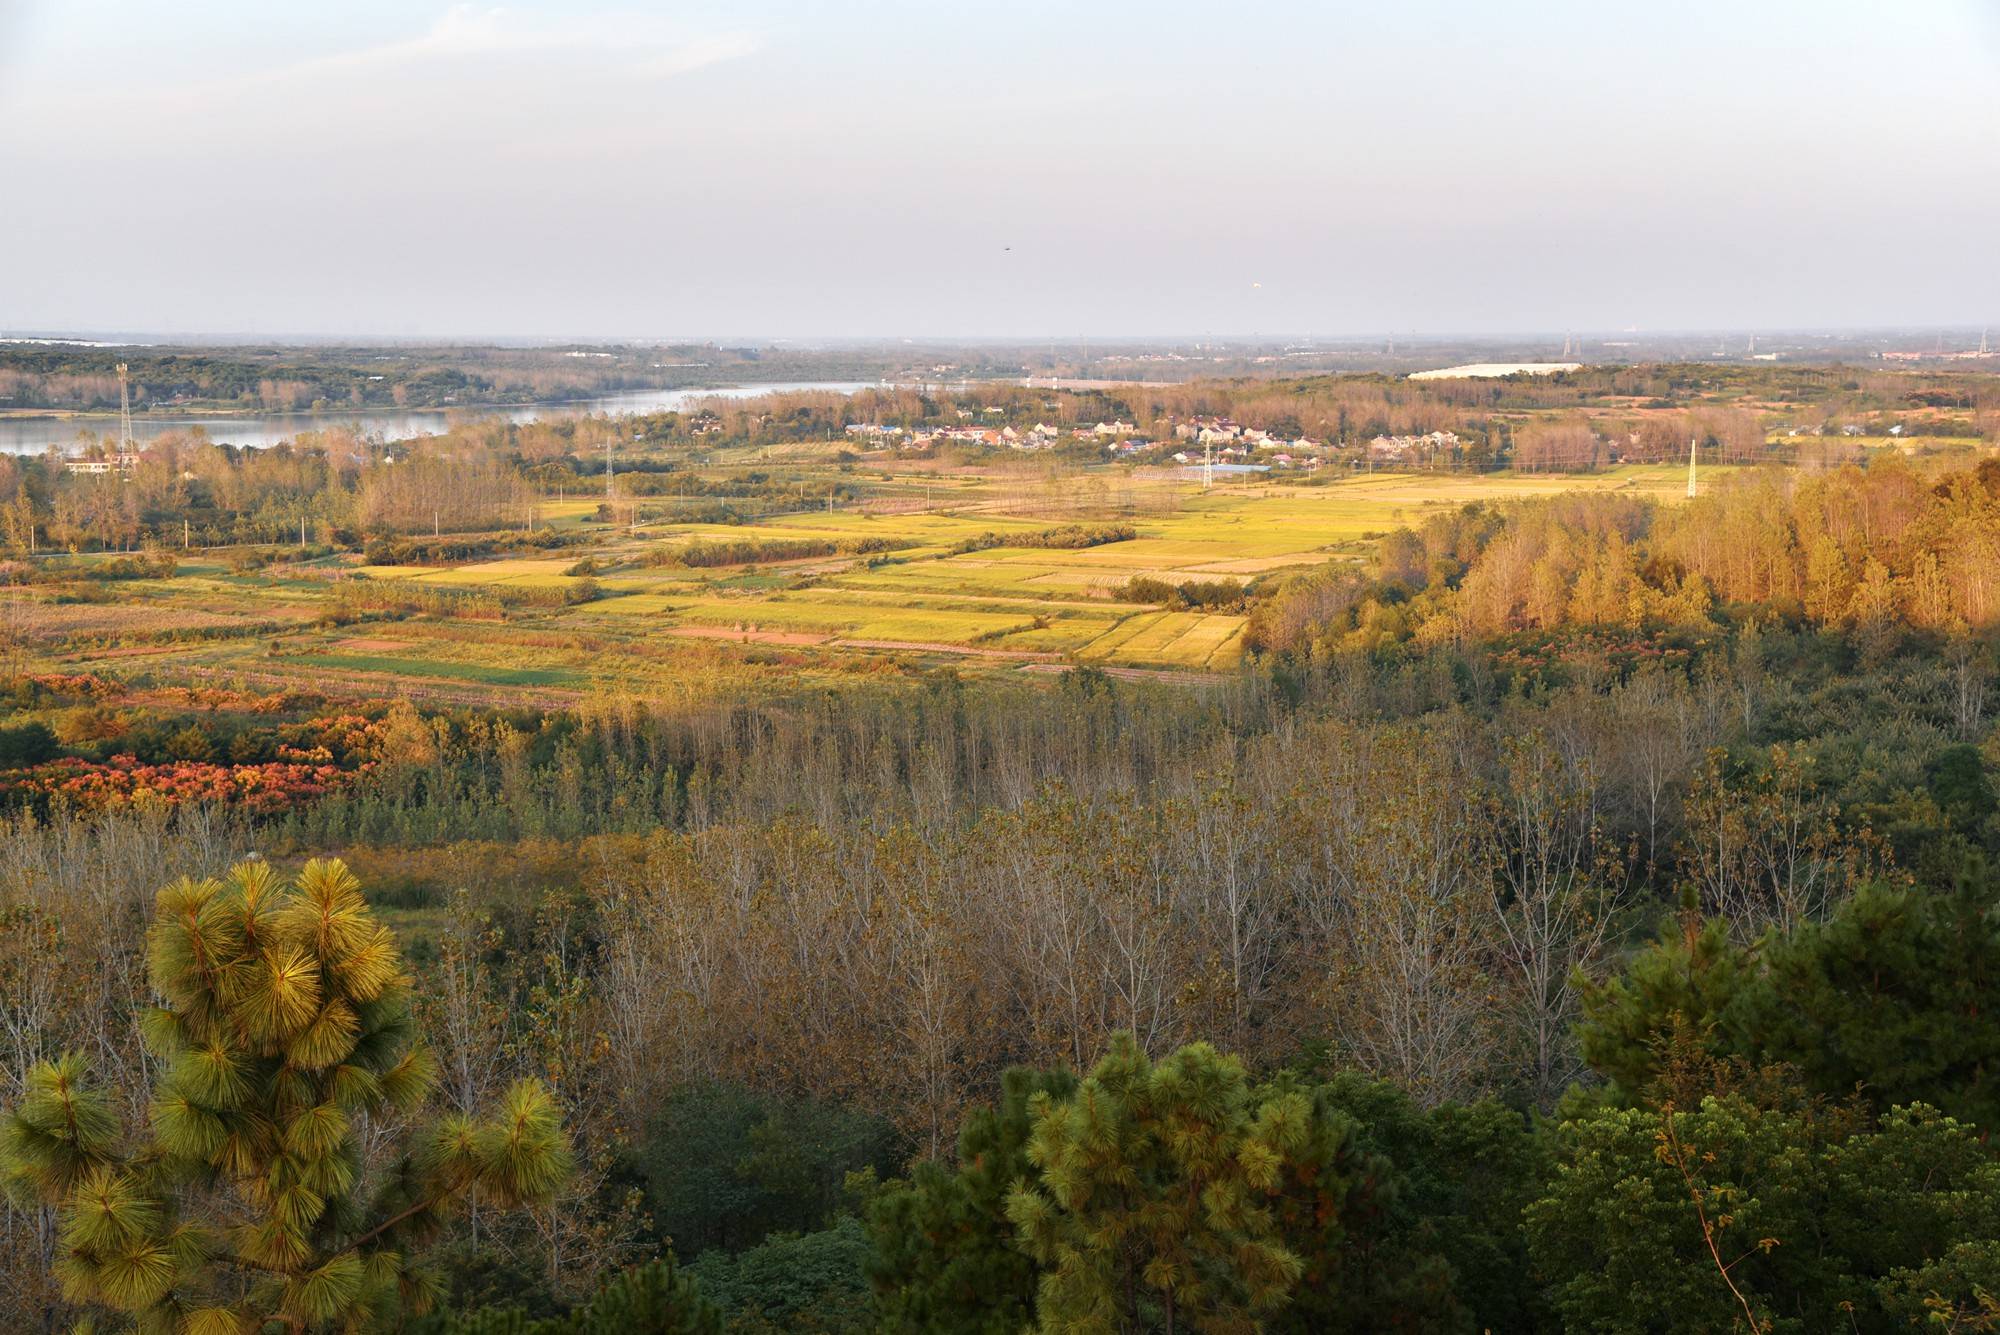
left=868, top=1065, right=1079, bottom=1335
left=1526, top=1095, right=2000, bottom=1332
left=1005, top=1034, right=1307, bottom=1334
left=0, top=858, right=573, bottom=1334
left=1577, top=854, right=2000, bottom=1131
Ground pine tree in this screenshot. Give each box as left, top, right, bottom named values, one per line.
left=0, top=858, right=573, bottom=1333
left=1005, top=1034, right=1306, bottom=1334
left=1578, top=854, right=2000, bottom=1129
left=569, top=1261, right=717, bottom=1334
left=1526, top=1096, right=2000, bottom=1333
left=1745, top=854, right=2000, bottom=1130
left=424, top=1259, right=721, bottom=1334
left=867, top=1065, right=1078, bottom=1335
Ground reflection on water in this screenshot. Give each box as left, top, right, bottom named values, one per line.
left=0, top=381, right=874, bottom=454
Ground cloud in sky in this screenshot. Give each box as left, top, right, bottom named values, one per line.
left=0, top=3, right=767, bottom=170
left=282, top=4, right=764, bottom=79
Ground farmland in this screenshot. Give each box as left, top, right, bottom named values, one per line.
left=3, top=461, right=1737, bottom=705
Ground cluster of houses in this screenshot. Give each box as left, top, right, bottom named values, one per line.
left=1168, top=416, right=1333, bottom=470
left=846, top=419, right=1157, bottom=453
left=839, top=412, right=1471, bottom=471
left=63, top=452, right=142, bottom=476
left=1365, top=430, right=1462, bottom=461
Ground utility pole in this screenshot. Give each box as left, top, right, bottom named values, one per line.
left=1687, top=436, right=1698, bottom=499
left=116, top=363, right=134, bottom=455
left=605, top=438, right=614, bottom=501
left=183, top=519, right=189, bottom=549
left=1203, top=435, right=1213, bottom=490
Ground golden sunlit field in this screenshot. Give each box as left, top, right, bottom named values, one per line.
left=6, top=462, right=1737, bottom=702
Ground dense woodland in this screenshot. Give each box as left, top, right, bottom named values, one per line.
left=0, top=434, right=1995, bottom=1328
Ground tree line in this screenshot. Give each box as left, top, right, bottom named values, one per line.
left=1252, top=458, right=2000, bottom=654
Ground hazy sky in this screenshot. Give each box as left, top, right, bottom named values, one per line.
left=2, top=0, right=1997, bottom=339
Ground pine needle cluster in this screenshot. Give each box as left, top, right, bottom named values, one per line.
left=1005, top=1034, right=1308, bottom=1333
left=0, top=858, right=573, bottom=1334
left=418, top=1259, right=720, bottom=1334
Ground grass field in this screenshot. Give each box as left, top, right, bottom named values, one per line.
left=27, top=462, right=1746, bottom=698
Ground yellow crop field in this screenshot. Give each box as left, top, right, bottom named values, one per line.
left=1165, top=615, right=1249, bottom=668
left=58, top=463, right=1762, bottom=702
left=573, top=593, right=679, bottom=616
left=830, top=561, right=1077, bottom=597
left=413, top=560, right=579, bottom=587
left=1076, top=612, right=1169, bottom=658
left=534, top=499, right=605, bottom=527
left=992, top=614, right=1131, bottom=652
left=657, top=599, right=859, bottom=633
left=1095, top=611, right=1212, bottom=663
left=841, top=608, right=1042, bottom=643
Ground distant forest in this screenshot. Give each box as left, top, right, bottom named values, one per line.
left=0, top=342, right=904, bottom=413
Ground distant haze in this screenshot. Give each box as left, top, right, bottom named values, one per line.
left=2, top=0, right=1997, bottom=339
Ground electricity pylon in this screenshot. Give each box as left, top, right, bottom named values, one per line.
left=117, top=363, right=134, bottom=453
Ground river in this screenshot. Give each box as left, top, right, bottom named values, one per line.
left=0, top=381, right=876, bottom=454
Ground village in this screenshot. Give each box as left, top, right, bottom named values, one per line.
left=844, top=412, right=1465, bottom=471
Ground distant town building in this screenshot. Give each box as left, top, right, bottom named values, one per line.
left=1368, top=430, right=1460, bottom=460
left=64, top=453, right=140, bottom=476
left=1175, top=416, right=1242, bottom=441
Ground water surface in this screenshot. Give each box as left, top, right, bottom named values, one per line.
left=0, top=381, right=874, bottom=454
